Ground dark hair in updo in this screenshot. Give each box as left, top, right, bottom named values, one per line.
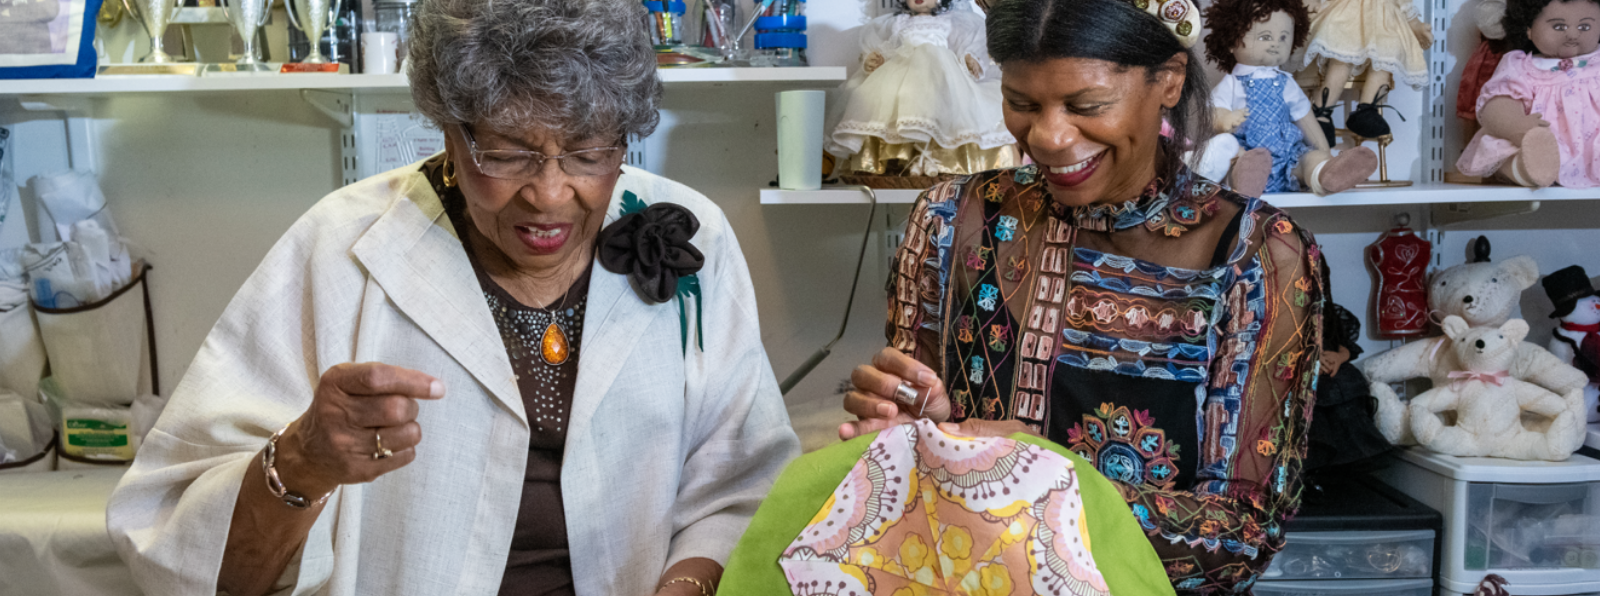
left=1503, top=0, right=1600, bottom=53
left=1202, top=0, right=1310, bottom=72
left=987, top=0, right=1211, bottom=183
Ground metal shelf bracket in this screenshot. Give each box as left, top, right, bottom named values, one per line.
left=300, top=89, right=353, bottom=128
left=1430, top=200, right=1541, bottom=227
left=16, top=95, right=98, bottom=173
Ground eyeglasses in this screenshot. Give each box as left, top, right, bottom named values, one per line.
left=458, top=124, right=625, bottom=179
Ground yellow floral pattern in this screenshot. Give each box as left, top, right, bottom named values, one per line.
left=780, top=420, right=1110, bottom=595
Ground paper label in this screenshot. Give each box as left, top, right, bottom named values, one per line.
left=63, top=417, right=134, bottom=459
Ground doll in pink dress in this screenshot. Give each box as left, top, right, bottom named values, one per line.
left=1456, top=0, right=1600, bottom=188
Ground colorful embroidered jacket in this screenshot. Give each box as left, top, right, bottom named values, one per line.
left=886, top=165, right=1324, bottom=594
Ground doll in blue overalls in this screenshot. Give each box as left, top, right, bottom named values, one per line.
left=1192, top=0, right=1378, bottom=196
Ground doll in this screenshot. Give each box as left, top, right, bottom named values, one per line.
left=1199, top=0, right=1378, bottom=195
left=826, top=0, right=1018, bottom=178
left=1299, top=0, right=1434, bottom=144
left=1456, top=0, right=1600, bottom=188
left=1457, top=0, right=1511, bottom=125
left=1542, top=265, right=1600, bottom=422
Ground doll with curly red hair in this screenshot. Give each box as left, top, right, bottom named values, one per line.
left=1195, top=0, right=1376, bottom=195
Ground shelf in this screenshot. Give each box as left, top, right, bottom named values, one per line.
left=760, top=183, right=1600, bottom=207
left=0, top=66, right=846, bottom=97
left=760, top=187, right=923, bottom=204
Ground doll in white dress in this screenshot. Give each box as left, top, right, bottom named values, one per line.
left=827, top=0, right=1018, bottom=178
left=1298, top=0, right=1434, bottom=144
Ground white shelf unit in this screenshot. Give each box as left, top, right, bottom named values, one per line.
left=0, top=66, right=846, bottom=96
left=761, top=184, right=1600, bottom=207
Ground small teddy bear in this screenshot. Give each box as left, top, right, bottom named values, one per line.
left=1408, top=316, right=1585, bottom=460
left=1358, top=242, right=1588, bottom=444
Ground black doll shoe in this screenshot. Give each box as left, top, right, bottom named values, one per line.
left=1346, top=86, right=1406, bottom=140
left=1312, top=88, right=1337, bottom=146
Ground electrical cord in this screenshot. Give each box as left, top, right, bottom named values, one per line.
left=778, top=185, right=878, bottom=395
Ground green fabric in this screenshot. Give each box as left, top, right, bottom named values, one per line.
left=720, top=431, right=1176, bottom=595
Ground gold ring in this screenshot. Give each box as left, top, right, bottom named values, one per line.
left=372, top=430, right=393, bottom=460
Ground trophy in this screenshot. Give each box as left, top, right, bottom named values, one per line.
left=120, top=0, right=182, bottom=63
left=222, top=0, right=272, bottom=68
left=286, top=0, right=338, bottom=64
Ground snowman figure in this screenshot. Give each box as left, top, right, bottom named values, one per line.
left=1543, top=265, right=1600, bottom=423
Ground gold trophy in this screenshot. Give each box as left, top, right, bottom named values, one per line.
left=286, top=0, right=338, bottom=64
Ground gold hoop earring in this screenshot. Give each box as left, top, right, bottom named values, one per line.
left=442, top=156, right=459, bottom=187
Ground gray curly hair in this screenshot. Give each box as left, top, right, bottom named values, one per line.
left=407, top=0, right=663, bottom=141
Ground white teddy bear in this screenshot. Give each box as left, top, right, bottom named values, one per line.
left=1409, top=316, right=1585, bottom=460
left=1358, top=254, right=1589, bottom=444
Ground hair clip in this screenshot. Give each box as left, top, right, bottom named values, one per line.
left=1126, top=0, right=1201, bottom=48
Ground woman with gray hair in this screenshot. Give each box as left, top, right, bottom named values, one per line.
left=104, top=0, right=799, bottom=594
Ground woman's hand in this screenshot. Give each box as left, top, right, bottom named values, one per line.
left=839, top=348, right=952, bottom=440
left=863, top=51, right=886, bottom=74
left=964, top=54, right=983, bottom=79
left=276, top=362, right=445, bottom=496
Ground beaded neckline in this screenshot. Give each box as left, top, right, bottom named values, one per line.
left=1049, top=167, right=1225, bottom=238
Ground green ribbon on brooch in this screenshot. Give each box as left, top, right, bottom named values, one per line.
left=597, top=191, right=706, bottom=355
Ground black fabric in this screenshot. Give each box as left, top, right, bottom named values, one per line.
left=595, top=203, right=705, bottom=304
left=1209, top=206, right=1246, bottom=269
left=1306, top=301, right=1390, bottom=475
left=1305, top=363, right=1391, bottom=473
left=1047, top=366, right=1201, bottom=489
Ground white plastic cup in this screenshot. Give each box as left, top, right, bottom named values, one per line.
left=361, top=32, right=400, bottom=74
left=777, top=90, right=825, bottom=191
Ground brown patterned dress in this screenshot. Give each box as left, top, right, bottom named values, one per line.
left=886, top=164, right=1324, bottom=594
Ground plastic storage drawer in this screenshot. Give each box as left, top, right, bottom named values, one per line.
left=1375, top=448, right=1600, bottom=595
left=1261, top=530, right=1434, bottom=580
left=1252, top=578, right=1432, bottom=596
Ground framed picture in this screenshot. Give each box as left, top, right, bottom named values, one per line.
left=0, top=0, right=105, bottom=79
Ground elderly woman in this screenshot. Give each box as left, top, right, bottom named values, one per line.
left=105, top=0, right=799, bottom=594
left=840, top=0, right=1324, bottom=592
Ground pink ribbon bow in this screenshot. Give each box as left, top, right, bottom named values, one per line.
left=1448, top=370, right=1510, bottom=390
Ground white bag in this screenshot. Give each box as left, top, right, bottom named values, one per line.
left=33, top=263, right=155, bottom=407
left=0, top=391, right=56, bottom=474
left=0, top=302, right=47, bottom=402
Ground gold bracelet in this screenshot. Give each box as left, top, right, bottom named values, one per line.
left=660, top=576, right=713, bottom=596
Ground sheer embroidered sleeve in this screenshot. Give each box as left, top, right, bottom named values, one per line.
left=1113, top=209, right=1324, bottom=593
left=885, top=181, right=967, bottom=373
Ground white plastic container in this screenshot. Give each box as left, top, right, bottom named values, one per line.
left=1375, top=447, right=1600, bottom=595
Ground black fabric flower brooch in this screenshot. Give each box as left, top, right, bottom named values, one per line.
left=596, top=191, right=707, bottom=352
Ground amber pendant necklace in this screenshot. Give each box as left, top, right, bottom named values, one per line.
left=537, top=291, right=574, bottom=366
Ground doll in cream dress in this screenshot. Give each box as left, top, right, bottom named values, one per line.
left=1298, top=0, right=1433, bottom=143
left=826, top=0, right=1018, bottom=177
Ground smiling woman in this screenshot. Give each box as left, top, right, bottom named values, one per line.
left=104, top=0, right=800, bottom=595
left=838, top=0, right=1327, bottom=592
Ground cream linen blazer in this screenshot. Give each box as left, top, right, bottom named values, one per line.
left=105, top=163, right=800, bottom=596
